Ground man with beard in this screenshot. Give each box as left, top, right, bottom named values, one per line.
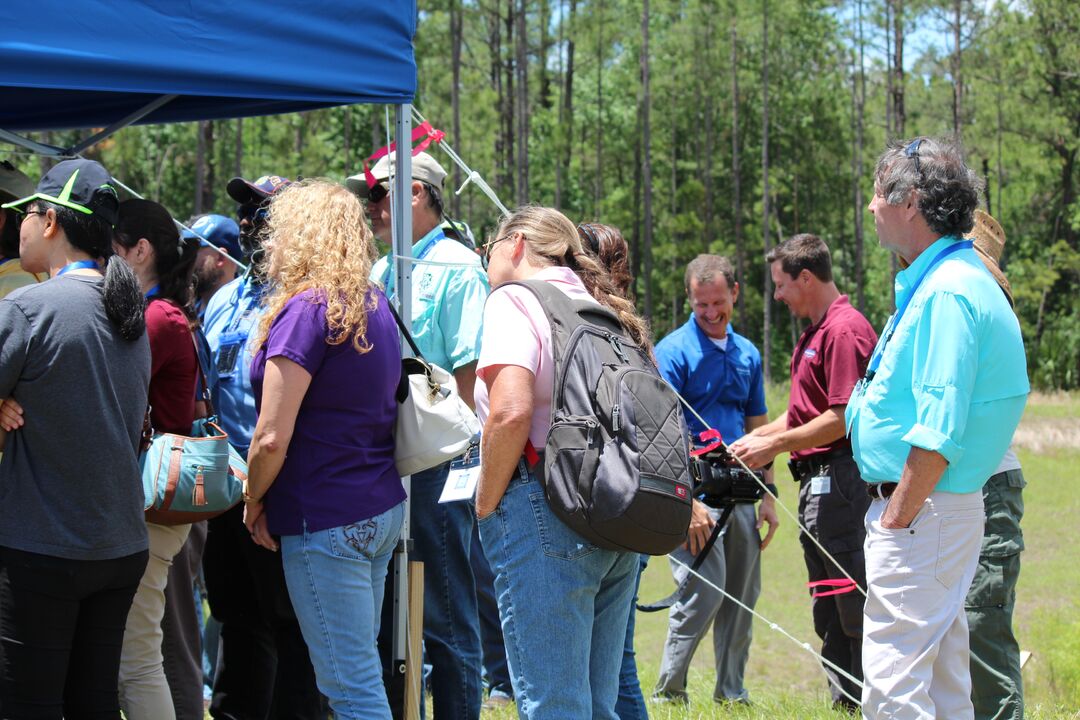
left=186, top=214, right=241, bottom=319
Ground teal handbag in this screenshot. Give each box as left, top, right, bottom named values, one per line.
left=141, top=330, right=247, bottom=525
left=141, top=416, right=247, bottom=525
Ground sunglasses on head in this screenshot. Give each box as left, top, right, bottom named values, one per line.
left=366, top=183, right=390, bottom=205
left=905, top=138, right=924, bottom=177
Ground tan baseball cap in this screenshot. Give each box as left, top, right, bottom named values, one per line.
left=345, top=151, right=447, bottom=198
left=970, top=209, right=1012, bottom=305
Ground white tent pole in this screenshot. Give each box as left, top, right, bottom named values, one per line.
left=389, top=102, right=415, bottom=711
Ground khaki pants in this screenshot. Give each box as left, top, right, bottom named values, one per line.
left=862, top=491, right=984, bottom=720
left=119, top=521, right=191, bottom=720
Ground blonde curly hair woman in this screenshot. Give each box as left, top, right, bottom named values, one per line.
left=242, top=179, right=404, bottom=720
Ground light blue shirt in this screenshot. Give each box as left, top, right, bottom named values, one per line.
left=846, top=236, right=1029, bottom=493
left=655, top=318, right=767, bottom=443
left=203, top=274, right=265, bottom=454
left=371, top=227, right=488, bottom=371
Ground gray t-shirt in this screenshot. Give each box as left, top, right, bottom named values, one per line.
left=0, top=275, right=151, bottom=560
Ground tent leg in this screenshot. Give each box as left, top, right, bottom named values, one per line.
left=389, top=102, right=416, bottom=720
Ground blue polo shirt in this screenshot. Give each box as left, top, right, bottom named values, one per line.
left=846, top=236, right=1029, bottom=493
left=371, top=227, right=488, bottom=371
left=203, top=274, right=265, bottom=455
left=655, top=318, right=768, bottom=444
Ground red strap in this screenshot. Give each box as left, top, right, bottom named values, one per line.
left=362, top=121, right=446, bottom=189
left=807, top=578, right=858, bottom=598
left=690, top=428, right=724, bottom=457
left=524, top=440, right=540, bottom=468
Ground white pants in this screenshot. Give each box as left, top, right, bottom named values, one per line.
left=862, top=491, right=984, bottom=720
left=119, top=521, right=191, bottom=720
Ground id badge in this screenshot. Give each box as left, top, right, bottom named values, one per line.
left=216, top=330, right=248, bottom=378
left=810, top=474, right=831, bottom=495
left=439, top=439, right=481, bottom=504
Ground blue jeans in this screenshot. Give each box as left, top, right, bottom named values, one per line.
left=615, top=555, right=649, bottom=720
left=281, top=503, right=404, bottom=720
left=471, top=521, right=513, bottom=700
left=410, top=461, right=483, bottom=719
left=478, top=462, right=638, bottom=720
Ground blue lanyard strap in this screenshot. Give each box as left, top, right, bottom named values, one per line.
left=865, top=240, right=973, bottom=381
left=55, top=259, right=99, bottom=276
left=145, top=284, right=161, bottom=299
left=384, top=232, right=442, bottom=300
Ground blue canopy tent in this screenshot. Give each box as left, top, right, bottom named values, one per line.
left=1, top=1, right=422, bottom=713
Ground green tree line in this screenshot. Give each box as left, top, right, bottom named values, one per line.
left=6, top=0, right=1078, bottom=388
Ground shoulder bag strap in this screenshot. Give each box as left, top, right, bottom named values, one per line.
left=386, top=297, right=424, bottom=360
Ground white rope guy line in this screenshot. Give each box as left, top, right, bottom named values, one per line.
left=667, top=553, right=865, bottom=709
left=409, top=106, right=510, bottom=217
left=669, top=386, right=868, bottom=600
left=108, top=177, right=248, bottom=273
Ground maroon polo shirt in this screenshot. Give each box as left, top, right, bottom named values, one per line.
left=788, top=295, right=877, bottom=461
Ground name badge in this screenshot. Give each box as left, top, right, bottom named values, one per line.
left=810, top=475, right=831, bottom=495
left=439, top=439, right=481, bottom=504
left=216, top=330, right=249, bottom=377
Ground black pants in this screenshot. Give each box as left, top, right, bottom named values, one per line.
left=202, top=504, right=322, bottom=720
left=0, top=545, right=148, bottom=720
left=795, top=454, right=870, bottom=710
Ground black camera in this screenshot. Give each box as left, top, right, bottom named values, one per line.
left=691, top=445, right=768, bottom=508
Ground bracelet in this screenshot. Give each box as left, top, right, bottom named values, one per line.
left=242, top=482, right=259, bottom=503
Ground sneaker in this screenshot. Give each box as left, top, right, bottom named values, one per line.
left=481, top=693, right=513, bottom=711
left=650, top=690, right=690, bottom=705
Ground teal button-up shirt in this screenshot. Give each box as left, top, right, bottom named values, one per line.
left=371, top=227, right=489, bottom=372
left=846, top=236, right=1029, bottom=493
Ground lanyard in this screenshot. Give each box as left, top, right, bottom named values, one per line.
left=0, top=257, right=18, bottom=269
left=56, top=259, right=99, bottom=276
left=384, top=231, right=442, bottom=301
left=145, top=284, right=160, bottom=299
left=864, top=240, right=972, bottom=382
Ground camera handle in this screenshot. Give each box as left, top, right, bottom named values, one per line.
left=636, top=502, right=737, bottom=613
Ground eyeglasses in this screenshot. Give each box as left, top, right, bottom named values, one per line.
left=905, top=138, right=924, bottom=178
left=237, top=204, right=268, bottom=223
left=366, top=183, right=390, bottom=205
left=480, top=234, right=511, bottom=271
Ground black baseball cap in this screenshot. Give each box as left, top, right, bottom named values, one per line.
left=226, top=175, right=292, bottom=206
left=1, top=159, right=119, bottom=226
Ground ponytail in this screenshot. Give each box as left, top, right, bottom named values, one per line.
left=568, top=249, right=652, bottom=351
left=103, top=254, right=146, bottom=341
left=40, top=201, right=146, bottom=341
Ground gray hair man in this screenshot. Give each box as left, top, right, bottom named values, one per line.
left=347, top=152, right=489, bottom=717
left=849, top=137, right=1028, bottom=720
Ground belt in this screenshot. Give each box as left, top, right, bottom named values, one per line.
left=788, top=448, right=852, bottom=480
left=866, top=482, right=898, bottom=499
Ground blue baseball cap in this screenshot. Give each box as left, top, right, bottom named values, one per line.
left=183, top=214, right=242, bottom=260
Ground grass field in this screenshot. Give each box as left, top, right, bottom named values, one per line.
left=484, top=389, right=1080, bottom=719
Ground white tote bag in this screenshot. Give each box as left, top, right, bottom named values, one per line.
left=390, top=305, right=481, bottom=476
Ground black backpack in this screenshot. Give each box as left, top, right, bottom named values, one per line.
left=510, top=280, right=693, bottom=555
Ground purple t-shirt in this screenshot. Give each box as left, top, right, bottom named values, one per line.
left=251, top=288, right=405, bottom=535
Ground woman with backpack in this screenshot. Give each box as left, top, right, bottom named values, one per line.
left=0, top=160, right=151, bottom=717
left=112, top=198, right=202, bottom=719
left=474, top=206, right=652, bottom=719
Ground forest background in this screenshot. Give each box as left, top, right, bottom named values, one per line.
left=6, top=0, right=1078, bottom=388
